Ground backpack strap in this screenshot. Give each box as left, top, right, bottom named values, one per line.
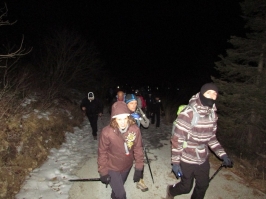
left=188, top=105, right=200, bottom=127
left=183, top=105, right=199, bottom=148
left=172, top=105, right=199, bottom=145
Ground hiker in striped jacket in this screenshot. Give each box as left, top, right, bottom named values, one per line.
left=165, top=83, right=233, bottom=199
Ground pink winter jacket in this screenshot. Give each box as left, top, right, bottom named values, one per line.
left=171, top=92, right=226, bottom=165
left=97, top=124, right=144, bottom=176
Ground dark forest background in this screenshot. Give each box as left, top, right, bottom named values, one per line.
left=0, top=0, right=266, bottom=198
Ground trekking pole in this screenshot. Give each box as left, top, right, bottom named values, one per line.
left=209, top=164, right=224, bottom=182
left=144, top=146, right=154, bottom=183
left=69, top=178, right=101, bottom=182
left=69, top=177, right=110, bottom=188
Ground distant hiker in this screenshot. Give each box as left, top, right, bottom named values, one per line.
left=165, top=83, right=233, bottom=199
left=98, top=101, right=144, bottom=199
left=80, top=92, right=103, bottom=140
left=139, top=87, right=148, bottom=99
left=146, top=91, right=155, bottom=119
left=109, top=90, right=126, bottom=114
left=125, top=93, right=149, bottom=192
left=125, top=94, right=149, bottom=129
left=136, top=89, right=147, bottom=110
left=134, top=89, right=143, bottom=109
left=150, top=94, right=164, bottom=128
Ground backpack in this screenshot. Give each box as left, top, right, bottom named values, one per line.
left=172, top=104, right=215, bottom=150
left=171, top=104, right=200, bottom=136
left=177, top=104, right=187, bottom=115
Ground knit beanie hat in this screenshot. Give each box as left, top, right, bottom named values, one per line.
left=111, top=101, right=130, bottom=118
left=125, top=94, right=137, bottom=104
left=200, top=83, right=218, bottom=95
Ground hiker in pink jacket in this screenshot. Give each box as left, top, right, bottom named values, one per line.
left=98, top=101, right=144, bottom=199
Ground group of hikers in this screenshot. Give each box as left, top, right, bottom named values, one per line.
left=108, top=88, right=165, bottom=128
left=80, top=83, right=233, bottom=199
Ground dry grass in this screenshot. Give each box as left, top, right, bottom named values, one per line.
left=0, top=93, right=84, bottom=199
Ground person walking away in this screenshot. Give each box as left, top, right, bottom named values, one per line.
left=98, top=101, right=144, bottom=199
left=165, top=83, right=233, bottom=199
left=151, top=95, right=164, bottom=128
left=125, top=93, right=149, bottom=192
left=80, top=92, right=103, bottom=140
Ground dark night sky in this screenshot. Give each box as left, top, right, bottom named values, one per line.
left=6, top=0, right=244, bottom=90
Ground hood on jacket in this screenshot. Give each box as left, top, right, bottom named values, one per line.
left=189, top=93, right=217, bottom=115
left=88, top=92, right=94, bottom=101
left=111, top=101, right=130, bottom=118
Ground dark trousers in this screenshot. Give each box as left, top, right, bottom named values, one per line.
left=87, top=115, right=98, bottom=136
left=169, top=160, right=210, bottom=199
left=109, top=167, right=131, bottom=199
left=151, top=111, right=160, bottom=127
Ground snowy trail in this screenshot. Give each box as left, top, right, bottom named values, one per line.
left=15, top=118, right=99, bottom=199
left=16, top=113, right=266, bottom=199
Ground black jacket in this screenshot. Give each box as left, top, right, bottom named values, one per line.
left=146, top=95, right=156, bottom=109
left=151, top=98, right=164, bottom=113
left=80, top=98, right=103, bottom=116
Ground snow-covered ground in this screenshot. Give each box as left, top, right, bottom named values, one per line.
left=15, top=112, right=266, bottom=199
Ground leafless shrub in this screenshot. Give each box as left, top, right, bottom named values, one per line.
left=0, top=3, right=32, bottom=68
left=0, top=3, right=32, bottom=119
left=0, top=3, right=16, bottom=27
left=36, top=29, right=105, bottom=106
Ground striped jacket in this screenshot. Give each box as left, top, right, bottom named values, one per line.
left=171, top=92, right=226, bottom=165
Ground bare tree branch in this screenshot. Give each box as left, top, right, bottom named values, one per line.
left=0, top=3, right=16, bottom=26
left=0, top=4, right=32, bottom=68
left=0, top=35, right=32, bottom=60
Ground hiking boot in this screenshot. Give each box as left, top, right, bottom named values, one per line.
left=136, top=178, right=148, bottom=192
left=165, top=185, right=174, bottom=199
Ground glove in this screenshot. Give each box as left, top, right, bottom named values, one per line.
left=131, top=113, right=140, bottom=120
left=100, top=174, right=111, bottom=185
left=172, top=164, right=183, bottom=177
left=222, top=155, right=233, bottom=168
left=133, top=169, right=143, bottom=182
